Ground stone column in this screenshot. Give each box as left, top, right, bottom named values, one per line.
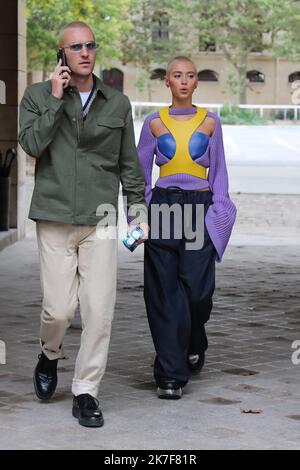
left=0, top=0, right=27, bottom=239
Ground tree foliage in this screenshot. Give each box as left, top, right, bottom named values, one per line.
left=177, top=0, right=300, bottom=103
left=27, top=0, right=132, bottom=74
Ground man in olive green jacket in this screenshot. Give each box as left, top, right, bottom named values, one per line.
left=19, top=21, right=148, bottom=428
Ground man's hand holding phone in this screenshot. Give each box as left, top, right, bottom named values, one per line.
left=51, top=59, right=72, bottom=100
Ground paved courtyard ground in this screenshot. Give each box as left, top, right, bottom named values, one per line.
left=0, top=189, right=299, bottom=449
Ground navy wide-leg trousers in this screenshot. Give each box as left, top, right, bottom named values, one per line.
left=144, top=186, right=216, bottom=387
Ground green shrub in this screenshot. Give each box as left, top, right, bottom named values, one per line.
left=271, top=109, right=296, bottom=120
left=134, top=106, right=160, bottom=120
left=134, top=103, right=273, bottom=123
left=220, top=103, right=267, bottom=124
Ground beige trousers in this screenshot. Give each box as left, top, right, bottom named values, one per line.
left=36, top=221, right=118, bottom=398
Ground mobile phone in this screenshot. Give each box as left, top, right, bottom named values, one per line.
left=122, top=226, right=144, bottom=252
left=57, top=48, right=68, bottom=67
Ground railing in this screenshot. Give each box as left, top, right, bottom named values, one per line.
left=131, top=102, right=300, bottom=120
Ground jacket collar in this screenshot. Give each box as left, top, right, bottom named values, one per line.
left=93, top=74, right=108, bottom=100
left=66, top=74, right=108, bottom=100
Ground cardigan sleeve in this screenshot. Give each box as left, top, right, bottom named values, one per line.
left=205, top=114, right=237, bottom=262
left=136, top=114, right=157, bottom=206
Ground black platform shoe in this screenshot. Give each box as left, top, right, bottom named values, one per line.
left=157, top=380, right=182, bottom=400
left=187, top=351, right=205, bottom=373
left=72, top=394, right=104, bottom=428
left=33, top=352, right=58, bottom=400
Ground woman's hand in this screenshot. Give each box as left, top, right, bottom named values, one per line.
left=129, top=222, right=149, bottom=245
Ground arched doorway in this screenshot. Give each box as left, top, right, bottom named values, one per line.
left=247, top=70, right=265, bottom=83
left=198, top=69, right=219, bottom=82
left=288, top=71, right=300, bottom=84
left=102, top=68, right=124, bottom=92
left=150, top=68, right=166, bottom=81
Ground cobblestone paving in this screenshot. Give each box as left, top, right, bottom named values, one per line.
left=0, top=227, right=299, bottom=449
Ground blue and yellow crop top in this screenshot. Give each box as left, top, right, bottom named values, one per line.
left=157, top=131, right=210, bottom=161
left=154, top=106, right=209, bottom=180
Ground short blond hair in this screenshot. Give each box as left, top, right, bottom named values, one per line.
left=58, top=21, right=95, bottom=47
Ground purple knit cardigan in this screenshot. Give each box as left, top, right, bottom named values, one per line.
left=136, top=107, right=237, bottom=263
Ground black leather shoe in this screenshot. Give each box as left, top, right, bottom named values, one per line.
left=157, top=380, right=182, bottom=400
left=187, top=351, right=205, bottom=373
left=33, top=352, right=58, bottom=400
left=72, top=394, right=104, bottom=427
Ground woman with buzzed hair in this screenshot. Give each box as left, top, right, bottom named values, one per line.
left=137, top=56, right=236, bottom=399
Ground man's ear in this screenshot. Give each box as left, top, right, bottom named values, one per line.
left=165, top=76, right=170, bottom=88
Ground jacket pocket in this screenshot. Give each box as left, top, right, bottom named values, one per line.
left=97, top=117, right=124, bottom=128
left=96, top=117, right=124, bottom=154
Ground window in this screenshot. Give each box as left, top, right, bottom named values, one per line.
left=198, top=70, right=218, bottom=82
left=199, top=38, right=216, bottom=52
left=289, top=72, right=300, bottom=83
left=198, top=10, right=217, bottom=52
left=247, top=70, right=265, bottom=83
left=250, top=16, right=264, bottom=52
left=250, top=35, right=263, bottom=53
left=152, top=12, right=169, bottom=42
left=150, top=69, right=166, bottom=80
left=102, top=68, right=124, bottom=92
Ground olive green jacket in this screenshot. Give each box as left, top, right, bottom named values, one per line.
left=19, top=74, right=147, bottom=225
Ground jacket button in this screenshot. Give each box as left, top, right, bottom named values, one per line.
left=72, top=117, right=76, bottom=121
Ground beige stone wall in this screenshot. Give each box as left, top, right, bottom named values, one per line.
left=30, top=53, right=299, bottom=108
left=111, top=54, right=299, bottom=106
